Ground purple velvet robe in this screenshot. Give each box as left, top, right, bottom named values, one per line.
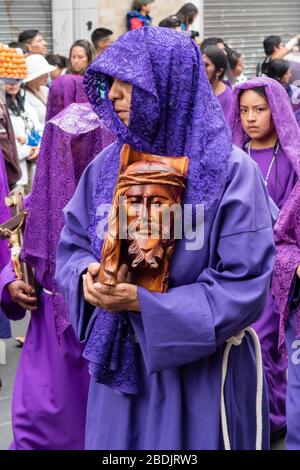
left=0, top=148, right=11, bottom=338
left=56, top=144, right=275, bottom=450
left=0, top=103, right=113, bottom=449
left=272, top=180, right=300, bottom=449
left=228, top=77, right=300, bottom=436
left=217, top=85, right=233, bottom=122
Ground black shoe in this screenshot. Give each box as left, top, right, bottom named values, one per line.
left=271, top=426, right=287, bottom=445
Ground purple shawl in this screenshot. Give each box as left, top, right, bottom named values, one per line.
left=80, top=27, right=232, bottom=393
left=23, top=103, right=114, bottom=338
left=227, top=77, right=300, bottom=177
left=46, top=74, right=88, bottom=121
left=273, top=180, right=300, bottom=351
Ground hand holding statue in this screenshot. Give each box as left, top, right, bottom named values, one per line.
left=7, top=280, right=38, bottom=311
left=83, top=263, right=140, bottom=313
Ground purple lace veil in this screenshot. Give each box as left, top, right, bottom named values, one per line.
left=23, top=103, right=114, bottom=338
left=80, top=27, right=232, bottom=394
left=227, top=76, right=300, bottom=177
left=46, top=74, right=88, bottom=121
left=273, top=180, right=300, bottom=351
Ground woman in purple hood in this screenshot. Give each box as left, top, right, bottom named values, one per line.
left=56, top=27, right=276, bottom=450
left=228, top=76, right=300, bottom=441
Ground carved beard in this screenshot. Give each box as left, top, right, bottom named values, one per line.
left=128, top=239, right=165, bottom=270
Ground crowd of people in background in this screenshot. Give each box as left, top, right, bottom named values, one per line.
left=1, top=0, right=300, bottom=452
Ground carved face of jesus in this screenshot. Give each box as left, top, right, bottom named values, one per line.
left=122, top=183, right=179, bottom=270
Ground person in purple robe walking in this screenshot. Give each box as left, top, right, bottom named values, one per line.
left=0, top=148, right=11, bottom=341
left=273, top=180, right=300, bottom=449
left=56, top=27, right=276, bottom=450
left=0, top=95, right=114, bottom=448
left=201, top=45, right=233, bottom=122
left=228, top=76, right=300, bottom=441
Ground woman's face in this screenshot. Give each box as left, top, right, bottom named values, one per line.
left=233, top=57, right=244, bottom=78
left=202, top=54, right=219, bottom=84
left=239, top=89, right=275, bottom=141
left=70, top=46, right=89, bottom=73
left=5, top=82, right=21, bottom=97
left=28, top=73, right=49, bottom=88
left=281, top=67, right=291, bottom=85
left=108, top=78, right=133, bottom=126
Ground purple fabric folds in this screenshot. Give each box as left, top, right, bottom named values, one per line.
left=227, top=76, right=300, bottom=177
left=273, top=180, right=300, bottom=351
left=80, top=27, right=232, bottom=393
left=46, top=74, right=88, bottom=121
left=23, top=103, right=114, bottom=338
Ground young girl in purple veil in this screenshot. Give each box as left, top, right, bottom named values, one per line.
left=228, top=76, right=300, bottom=441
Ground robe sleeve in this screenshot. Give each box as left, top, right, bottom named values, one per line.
left=130, top=151, right=276, bottom=374
left=0, top=262, right=26, bottom=321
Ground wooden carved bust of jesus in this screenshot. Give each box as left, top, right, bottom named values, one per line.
left=98, top=144, right=189, bottom=293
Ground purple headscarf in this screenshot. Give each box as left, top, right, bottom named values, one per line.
left=81, top=27, right=232, bottom=394
left=227, top=76, right=300, bottom=177
left=273, top=180, right=300, bottom=351
left=23, top=103, right=114, bottom=338
left=46, top=74, right=88, bottom=121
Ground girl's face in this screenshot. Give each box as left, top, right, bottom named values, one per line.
left=70, top=46, right=89, bottom=73
left=141, top=3, right=152, bottom=15
left=280, top=67, right=291, bottom=85
left=239, top=89, right=275, bottom=141
left=5, top=82, right=21, bottom=97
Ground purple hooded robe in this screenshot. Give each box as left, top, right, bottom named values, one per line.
left=46, top=74, right=88, bottom=121
left=227, top=76, right=300, bottom=436
left=273, top=180, right=300, bottom=448
left=56, top=27, right=276, bottom=450
left=0, top=103, right=114, bottom=449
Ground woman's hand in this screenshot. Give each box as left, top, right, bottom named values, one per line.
left=27, top=146, right=39, bottom=161
left=7, top=281, right=38, bottom=311
left=83, top=263, right=140, bottom=313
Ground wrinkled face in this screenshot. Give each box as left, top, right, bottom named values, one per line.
left=108, top=78, right=133, bottom=126
left=281, top=67, right=291, bottom=85
left=70, top=46, right=89, bottom=73
left=239, top=89, right=275, bottom=141
left=28, top=34, right=48, bottom=55
left=123, top=183, right=178, bottom=253
left=5, top=82, right=21, bottom=97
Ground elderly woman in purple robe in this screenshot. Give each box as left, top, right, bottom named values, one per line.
left=56, top=27, right=276, bottom=450
left=0, top=89, right=113, bottom=447
left=273, top=180, right=300, bottom=449
left=228, top=76, right=300, bottom=442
